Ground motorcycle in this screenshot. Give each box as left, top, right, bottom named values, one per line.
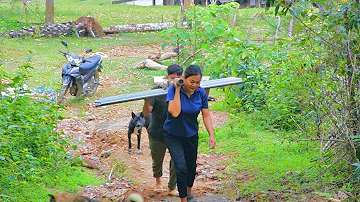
left=58, top=41, right=105, bottom=104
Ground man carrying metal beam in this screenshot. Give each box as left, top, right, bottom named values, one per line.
left=142, top=64, right=183, bottom=196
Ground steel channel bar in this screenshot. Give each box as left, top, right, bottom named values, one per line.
left=95, top=77, right=242, bottom=107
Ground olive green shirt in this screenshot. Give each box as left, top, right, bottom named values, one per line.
left=147, top=86, right=168, bottom=142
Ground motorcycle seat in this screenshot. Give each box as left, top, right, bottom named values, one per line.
left=79, top=55, right=101, bottom=74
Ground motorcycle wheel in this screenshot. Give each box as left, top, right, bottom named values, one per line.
left=58, top=84, right=70, bottom=105
left=83, top=71, right=100, bottom=97
left=58, top=80, right=81, bottom=104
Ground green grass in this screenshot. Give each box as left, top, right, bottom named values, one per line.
left=1, top=31, right=168, bottom=90
left=0, top=0, right=180, bottom=28
left=198, top=96, right=348, bottom=200
left=1, top=1, right=352, bottom=201
left=0, top=166, right=104, bottom=202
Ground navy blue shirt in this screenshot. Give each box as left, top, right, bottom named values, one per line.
left=163, top=85, right=208, bottom=137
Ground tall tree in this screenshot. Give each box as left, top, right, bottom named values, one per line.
left=45, top=0, right=54, bottom=24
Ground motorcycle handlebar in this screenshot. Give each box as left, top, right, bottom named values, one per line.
left=59, top=50, right=91, bottom=64
left=59, top=51, right=67, bottom=56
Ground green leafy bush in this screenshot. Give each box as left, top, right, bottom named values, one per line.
left=0, top=61, right=99, bottom=201
left=162, top=3, right=271, bottom=113
left=0, top=95, right=67, bottom=178
left=0, top=61, right=66, bottom=173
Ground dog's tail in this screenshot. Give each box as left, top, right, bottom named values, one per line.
left=128, top=193, right=143, bottom=202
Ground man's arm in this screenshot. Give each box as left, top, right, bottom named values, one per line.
left=142, top=98, right=153, bottom=116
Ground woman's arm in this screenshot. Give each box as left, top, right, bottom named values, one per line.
left=167, top=85, right=182, bottom=117
left=201, top=108, right=216, bottom=149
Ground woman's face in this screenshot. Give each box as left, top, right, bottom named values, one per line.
left=184, top=74, right=201, bottom=94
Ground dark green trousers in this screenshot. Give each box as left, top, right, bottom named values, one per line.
left=149, top=136, right=177, bottom=189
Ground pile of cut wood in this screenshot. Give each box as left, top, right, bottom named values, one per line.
left=6, top=22, right=73, bottom=38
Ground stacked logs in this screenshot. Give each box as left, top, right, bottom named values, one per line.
left=7, top=26, right=36, bottom=38
left=39, top=22, right=73, bottom=37
left=6, top=22, right=73, bottom=38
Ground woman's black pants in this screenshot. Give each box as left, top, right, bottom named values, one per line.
left=164, top=133, right=198, bottom=198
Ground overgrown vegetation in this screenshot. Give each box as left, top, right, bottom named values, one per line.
left=1, top=0, right=359, bottom=201
left=0, top=61, right=103, bottom=201
left=163, top=0, right=360, bottom=199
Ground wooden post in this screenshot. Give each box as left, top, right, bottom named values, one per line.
left=45, top=0, right=54, bottom=25
left=21, top=0, right=28, bottom=23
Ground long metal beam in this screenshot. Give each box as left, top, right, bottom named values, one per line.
left=95, top=77, right=242, bottom=107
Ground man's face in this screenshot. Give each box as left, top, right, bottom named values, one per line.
left=166, top=73, right=181, bottom=82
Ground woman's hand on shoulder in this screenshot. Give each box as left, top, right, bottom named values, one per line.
left=173, top=78, right=184, bottom=88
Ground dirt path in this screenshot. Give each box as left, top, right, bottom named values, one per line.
left=59, top=100, right=232, bottom=202
left=57, top=45, right=234, bottom=202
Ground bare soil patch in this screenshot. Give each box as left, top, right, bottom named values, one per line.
left=101, top=45, right=174, bottom=59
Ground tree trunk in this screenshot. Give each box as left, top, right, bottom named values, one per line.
left=22, top=0, right=28, bottom=23
left=45, top=0, right=54, bottom=25
left=103, top=22, right=187, bottom=34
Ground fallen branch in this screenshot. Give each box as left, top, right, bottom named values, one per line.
left=297, top=138, right=345, bottom=143
left=147, top=51, right=179, bottom=64
left=136, top=49, right=179, bottom=70
left=135, top=59, right=168, bottom=70
left=158, top=52, right=178, bottom=61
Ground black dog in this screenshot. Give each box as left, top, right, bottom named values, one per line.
left=127, top=112, right=151, bottom=154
